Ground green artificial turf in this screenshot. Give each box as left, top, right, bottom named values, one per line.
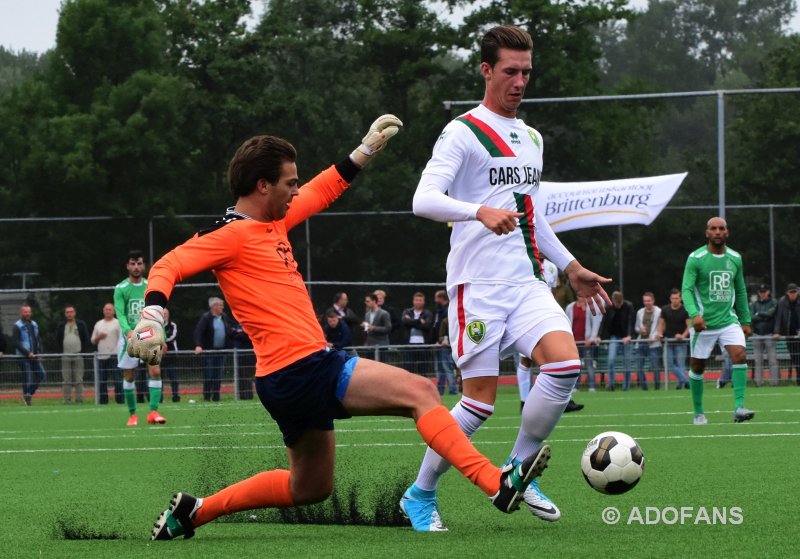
left=1, top=385, right=797, bottom=558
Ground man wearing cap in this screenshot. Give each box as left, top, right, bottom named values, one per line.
left=750, top=284, right=779, bottom=386
left=773, top=283, right=800, bottom=385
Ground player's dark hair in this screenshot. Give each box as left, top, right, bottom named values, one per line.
left=326, top=310, right=339, bottom=319
left=670, top=288, right=681, bottom=295
left=365, top=293, right=378, bottom=303
left=333, top=292, right=346, bottom=305
left=127, top=249, right=144, bottom=263
left=229, top=135, right=297, bottom=199
left=481, top=24, right=533, bottom=67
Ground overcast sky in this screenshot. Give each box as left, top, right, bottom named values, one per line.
left=1, top=0, right=799, bottom=54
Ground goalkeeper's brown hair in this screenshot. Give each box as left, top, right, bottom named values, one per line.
left=481, top=25, right=533, bottom=68
left=228, top=135, right=297, bottom=199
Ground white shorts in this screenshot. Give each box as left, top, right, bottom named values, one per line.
left=448, top=281, right=571, bottom=379
left=116, top=333, right=142, bottom=370
left=689, top=323, right=746, bottom=359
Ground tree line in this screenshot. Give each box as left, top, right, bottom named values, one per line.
left=0, top=0, right=798, bottom=348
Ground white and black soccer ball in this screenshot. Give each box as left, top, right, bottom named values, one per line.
left=581, top=431, right=644, bottom=494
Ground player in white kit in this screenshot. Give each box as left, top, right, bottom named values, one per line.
left=401, top=25, right=611, bottom=531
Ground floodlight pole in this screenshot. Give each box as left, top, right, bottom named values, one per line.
left=717, top=91, right=726, bottom=219
left=769, top=205, right=776, bottom=295
left=617, top=226, right=624, bottom=293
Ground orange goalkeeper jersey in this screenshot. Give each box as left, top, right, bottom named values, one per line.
left=146, top=165, right=351, bottom=376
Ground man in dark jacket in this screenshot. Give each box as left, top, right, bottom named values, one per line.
left=55, top=305, right=91, bottom=404
left=326, top=292, right=361, bottom=343
left=323, top=311, right=353, bottom=352
left=13, top=304, right=46, bottom=405
left=599, top=291, right=635, bottom=390
left=401, top=292, right=434, bottom=376
left=194, top=297, right=232, bottom=401
left=773, top=283, right=800, bottom=385
left=750, top=284, right=778, bottom=386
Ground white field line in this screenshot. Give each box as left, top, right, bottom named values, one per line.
left=1, top=388, right=796, bottom=417
left=2, top=420, right=800, bottom=443
left=1, top=408, right=799, bottom=436
left=3, top=431, right=800, bottom=454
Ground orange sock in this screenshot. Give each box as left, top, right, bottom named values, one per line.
left=416, top=405, right=501, bottom=496
left=193, top=469, right=294, bottom=527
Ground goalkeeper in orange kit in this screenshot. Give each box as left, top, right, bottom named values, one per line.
left=128, top=115, right=550, bottom=540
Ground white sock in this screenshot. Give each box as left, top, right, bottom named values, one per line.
left=413, top=395, right=494, bottom=491
left=516, top=363, right=531, bottom=402
left=510, top=360, right=580, bottom=460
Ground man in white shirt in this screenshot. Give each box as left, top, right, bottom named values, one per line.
left=403, top=24, right=611, bottom=532
left=634, top=292, right=662, bottom=390
left=91, top=303, right=122, bottom=404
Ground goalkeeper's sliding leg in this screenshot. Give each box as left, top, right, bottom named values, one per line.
left=151, top=355, right=549, bottom=540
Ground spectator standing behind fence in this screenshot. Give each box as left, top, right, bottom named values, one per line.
left=634, top=292, right=662, bottom=391
left=565, top=298, right=602, bottom=392
left=326, top=292, right=361, bottom=343
left=657, top=288, right=690, bottom=389
left=230, top=320, right=255, bottom=400
left=194, top=297, right=232, bottom=401
left=750, top=284, right=779, bottom=386
left=162, top=308, right=180, bottom=402
left=323, top=311, right=353, bottom=352
left=91, top=303, right=123, bottom=404
left=374, top=289, right=402, bottom=344
left=600, top=291, right=635, bottom=391
left=55, top=305, right=90, bottom=404
left=773, top=283, right=800, bottom=385
left=14, top=304, right=46, bottom=406
left=429, top=290, right=448, bottom=345
left=363, top=293, right=391, bottom=359
left=402, top=292, right=433, bottom=376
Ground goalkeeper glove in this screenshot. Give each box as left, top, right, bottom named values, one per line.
left=349, top=114, right=403, bottom=168
left=127, top=305, right=166, bottom=366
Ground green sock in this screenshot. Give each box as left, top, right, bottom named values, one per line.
left=732, top=364, right=748, bottom=409
left=149, top=380, right=162, bottom=412
left=689, top=371, right=704, bottom=415
left=123, top=381, right=136, bottom=415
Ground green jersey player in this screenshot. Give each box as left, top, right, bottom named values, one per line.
left=681, top=217, right=753, bottom=425
left=115, top=249, right=167, bottom=426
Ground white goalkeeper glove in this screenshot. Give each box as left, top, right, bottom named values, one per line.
left=349, top=114, right=403, bottom=168
left=126, top=305, right=166, bottom=366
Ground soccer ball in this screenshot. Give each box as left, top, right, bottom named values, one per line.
left=581, top=431, right=644, bottom=494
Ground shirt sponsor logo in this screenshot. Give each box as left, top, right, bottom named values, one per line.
left=708, top=271, right=732, bottom=302
left=488, top=166, right=540, bottom=186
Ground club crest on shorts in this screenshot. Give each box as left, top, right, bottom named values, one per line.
left=466, top=321, right=486, bottom=344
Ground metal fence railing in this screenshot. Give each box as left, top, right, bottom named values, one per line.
left=1, top=337, right=797, bottom=404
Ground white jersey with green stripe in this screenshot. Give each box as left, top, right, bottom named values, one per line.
left=681, top=245, right=751, bottom=330
left=114, top=277, right=147, bottom=335
left=413, top=104, right=574, bottom=290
